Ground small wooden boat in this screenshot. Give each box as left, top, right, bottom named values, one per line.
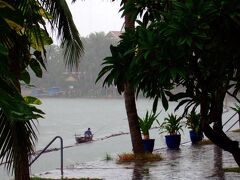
left=75, top=135, right=93, bottom=143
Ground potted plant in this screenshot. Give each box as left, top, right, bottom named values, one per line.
left=158, top=113, right=183, bottom=149
left=138, top=110, right=160, bottom=153
left=185, top=111, right=203, bottom=144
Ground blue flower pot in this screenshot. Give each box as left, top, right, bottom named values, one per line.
left=165, top=134, right=181, bottom=150
left=189, top=130, right=203, bottom=144
left=142, top=139, right=155, bottom=153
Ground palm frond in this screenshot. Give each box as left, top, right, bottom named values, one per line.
left=0, top=71, right=41, bottom=176
left=0, top=110, right=38, bottom=174
left=41, top=0, right=84, bottom=70
left=18, top=0, right=47, bottom=49
left=0, top=1, right=24, bottom=49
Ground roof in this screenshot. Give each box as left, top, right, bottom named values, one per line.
left=65, top=75, right=77, bottom=82
left=106, top=31, right=122, bottom=40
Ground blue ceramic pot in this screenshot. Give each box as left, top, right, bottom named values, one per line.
left=189, top=130, right=203, bottom=144
left=165, top=134, right=181, bottom=149
left=142, top=139, right=155, bottom=153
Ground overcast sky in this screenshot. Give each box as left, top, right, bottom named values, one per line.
left=67, top=0, right=124, bottom=37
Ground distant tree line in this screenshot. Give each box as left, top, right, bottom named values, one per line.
left=26, top=32, right=120, bottom=97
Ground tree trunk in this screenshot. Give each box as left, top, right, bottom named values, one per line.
left=14, top=134, right=30, bottom=180
left=123, top=0, right=144, bottom=154
left=124, top=1, right=134, bottom=28
left=210, top=87, right=226, bottom=133
left=124, top=82, right=144, bottom=153
left=200, top=88, right=240, bottom=166
left=9, top=48, right=31, bottom=180
left=202, top=124, right=240, bottom=166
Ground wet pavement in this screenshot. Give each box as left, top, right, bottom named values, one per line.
left=34, top=132, right=240, bottom=180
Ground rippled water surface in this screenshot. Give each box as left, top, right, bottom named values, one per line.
left=36, top=140, right=240, bottom=180
left=0, top=98, right=239, bottom=179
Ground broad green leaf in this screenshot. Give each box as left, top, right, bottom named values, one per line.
left=33, top=51, right=47, bottom=70
left=20, top=70, right=30, bottom=84
left=29, top=58, right=43, bottom=78
left=161, top=92, right=168, bottom=111
left=4, top=18, right=23, bottom=32
left=152, top=96, right=158, bottom=114
left=29, top=27, right=53, bottom=50
left=24, top=96, right=42, bottom=105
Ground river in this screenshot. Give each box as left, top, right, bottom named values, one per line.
left=0, top=98, right=237, bottom=179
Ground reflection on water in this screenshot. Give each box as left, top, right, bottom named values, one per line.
left=33, top=141, right=240, bottom=180
left=132, top=162, right=150, bottom=180
left=129, top=144, right=238, bottom=180
left=213, top=146, right=224, bottom=180
left=132, top=162, right=144, bottom=180
left=1, top=99, right=240, bottom=180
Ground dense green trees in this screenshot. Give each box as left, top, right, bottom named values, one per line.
left=0, top=0, right=83, bottom=179
left=30, top=32, right=118, bottom=97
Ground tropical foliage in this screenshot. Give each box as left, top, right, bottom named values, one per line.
left=158, top=113, right=183, bottom=135
left=96, top=30, right=136, bottom=94
left=138, top=110, right=160, bottom=139
left=116, top=0, right=240, bottom=166
left=0, top=0, right=83, bottom=179
left=185, top=111, right=201, bottom=133
left=97, top=0, right=145, bottom=154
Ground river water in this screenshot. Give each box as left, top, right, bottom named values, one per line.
left=0, top=98, right=237, bottom=179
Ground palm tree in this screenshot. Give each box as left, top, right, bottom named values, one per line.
left=0, top=0, right=83, bottom=179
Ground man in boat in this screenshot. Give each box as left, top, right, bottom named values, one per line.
left=84, top=128, right=93, bottom=140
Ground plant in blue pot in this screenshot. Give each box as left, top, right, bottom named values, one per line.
left=138, top=110, right=160, bottom=153
left=158, top=113, right=183, bottom=150
left=185, top=111, right=203, bottom=144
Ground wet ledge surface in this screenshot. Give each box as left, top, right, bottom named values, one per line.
left=34, top=132, right=240, bottom=180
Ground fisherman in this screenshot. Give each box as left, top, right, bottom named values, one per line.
left=84, top=128, right=93, bottom=140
